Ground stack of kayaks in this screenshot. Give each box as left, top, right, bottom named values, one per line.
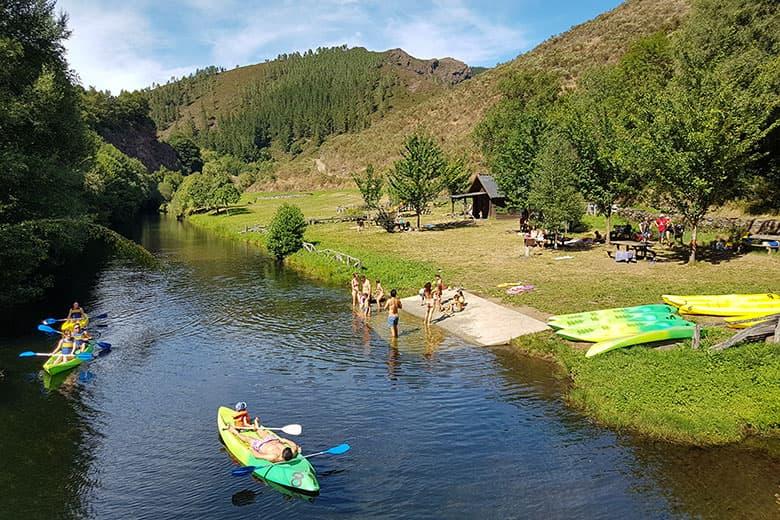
left=217, top=407, right=319, bottom=494
left=662, top=293, right=780, bottom=327
left=548, top=304, right=695, bottom=358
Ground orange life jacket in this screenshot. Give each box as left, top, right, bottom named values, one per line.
left=233, top=410, right=251, bottom=426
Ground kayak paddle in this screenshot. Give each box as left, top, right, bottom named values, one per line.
left=221, top=424, right=302, bottom=435
left=18, top=351, right=94, bottom=361
left=230, top=443, right=351, bottom=477
left=42, top=312, right=108, bottom=325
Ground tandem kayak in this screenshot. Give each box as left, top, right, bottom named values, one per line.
left=43, top=342, right=94, bottom=375
left=585, top=326, right=695, bottom=358
left=217, top=406, right=319, bottom=494
left=548, top=304, right=676, bottom=324
left=61, top=316, right=89, bottom=333
left=662, top=293, right=780, bottom=308
left=548, top=309, right=680, bottom=330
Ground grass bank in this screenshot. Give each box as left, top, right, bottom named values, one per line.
left=189, top=190, right=780, bottom=446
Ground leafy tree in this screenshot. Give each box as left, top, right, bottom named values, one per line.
left=475, top=70, right=560, bottom=210
left=351, top=164, right=384, bottom=209
left=637, top=1, right=779, bottom=262
left=266, top=203, right=307, bottom=261
left=168, top=135, right=203, bottom=173
left=83, top=141, right=154, bottom=224
left=387, top=134, right=447, bottom=228
left=441, top=155, right=470, bottom=213
left=527, top=133, right=585, bottom=245
left=211, top=181, right=240, bottom=214
left=0, top=0, right=90, bottom=224
left=156, top=167, right=183, bottom=202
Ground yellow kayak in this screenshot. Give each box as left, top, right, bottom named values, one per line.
left=678, top=301, right=780, bottom=317
left=61, top=316, right=89, bottom=333
left=662, top=293, right=779, bottom=308
left=724, top=312, right=780, bottom=329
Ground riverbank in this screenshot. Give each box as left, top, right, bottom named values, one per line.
left=188, top=190, right=780, bottom=446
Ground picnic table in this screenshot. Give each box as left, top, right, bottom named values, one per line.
left=610, top=240, right=656, bottom=261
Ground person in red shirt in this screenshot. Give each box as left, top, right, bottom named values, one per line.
left=655, top=214, right=671, bottom=244
left=231, top=401, right=260, bottom=431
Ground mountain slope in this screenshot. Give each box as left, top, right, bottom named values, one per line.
left=268, top=0, right=690, bottom=189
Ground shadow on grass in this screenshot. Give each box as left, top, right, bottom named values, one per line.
left=211, top=207, right=251, bottom=217
left=419, top=220, right=477, bottom=232
left=657, top=244, right=750, bottom=265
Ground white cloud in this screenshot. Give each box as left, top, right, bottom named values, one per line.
left=57, top=0, right=201, bottom=92
left=55, top=0, right=528, bottom=92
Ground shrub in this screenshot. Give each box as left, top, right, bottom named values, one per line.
left=266, top=204, right=307, bottom=261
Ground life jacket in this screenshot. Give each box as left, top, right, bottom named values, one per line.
left=234, top=410, right=251, bottom=426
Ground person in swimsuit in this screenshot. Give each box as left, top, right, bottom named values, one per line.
left=51, top=334, right=76, bottom=365
left=374, top=280, right=385, bottom=310
left=443, top=289, right=466, bottom=316
left=231, top=401, right=261, bottom=431
left=360, top=292, right=371, bottom=318
left=71, top=324, right=92, bottom=353
left=350, top=273, right=360, bottom=307
left=422, top=282, right=434, bottom=324
left=361, top=276, right=371, bottom=305
left=385, top=289, right=402, bottom=338
left=65, top=302, right=88, bottom=328
left=229, top=425, right=300, bottom=463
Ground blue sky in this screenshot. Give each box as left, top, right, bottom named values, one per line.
left=56, top=0, right=623, bottom=93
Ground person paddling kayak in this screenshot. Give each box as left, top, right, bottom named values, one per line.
left=71, top=324, right=92, bottom=351
left=62, top=302, right=89, bottom=333
left=228, top=425, right=300, bottom=463
left=50, top=334, right=76, bottom=365
left=231, top=401, right=261, bottom=431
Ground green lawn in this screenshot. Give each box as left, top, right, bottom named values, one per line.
left=189, top=191, right=780, bottom=445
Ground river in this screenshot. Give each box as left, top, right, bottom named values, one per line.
left=1, top=216, right=778, bottom=519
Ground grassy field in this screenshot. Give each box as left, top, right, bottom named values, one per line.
left=190, top=190, right=780, bottom=445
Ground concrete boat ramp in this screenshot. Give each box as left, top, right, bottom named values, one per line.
left=400, top=289, right=548, bottom=346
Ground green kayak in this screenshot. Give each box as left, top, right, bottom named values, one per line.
left=548, top=304, right=675, bottom=323
left=217, top=406, right=319, bottom=494
left=557, top=318, right=693, bottom=342
left=585, top=325, right=695, bottom=358
left=43, top=342, right=94, bottom=375
left=549, top=311, right=681, bottom=330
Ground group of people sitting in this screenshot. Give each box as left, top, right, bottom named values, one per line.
left=419, top=274, right=467, bottom=324
left=49, top=302, right=92, bottom=365
left=226, top=402, right=300, bottom=463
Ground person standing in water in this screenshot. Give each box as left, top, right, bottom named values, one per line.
left=374, top=280, right=385, bottom=310
left=385, top=289, right=402, bottom=338
left=350, top=273, right=360, bottom=307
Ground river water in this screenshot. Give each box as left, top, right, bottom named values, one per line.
left=1, top=216, right=778, bottom=519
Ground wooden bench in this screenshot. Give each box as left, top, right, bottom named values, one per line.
left=745, top=219, right=780, bottom=254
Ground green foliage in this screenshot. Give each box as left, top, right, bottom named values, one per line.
left=387, top=134, right=447, bottom=228
left=351, top=164, right=384, bottom=209
left=81, top=87, right=151, bottom=132
left=203, top=47, right=394, bottom=160
left=168, top=153, right=242, bottom=216
left=475, top=70, right=561, bottom=210
left=144, top=66, right=224, bottom=130
left=156, top=167, right=183, bottom=202
left=266, top=203, right=307, bottom=261
left=0, top=0, right=90, bottom=224
left=84, top=140, right=155, bottom=224
left=167, top=135, right=203, bottom=173
left=527, top=133, right=585, bottom=234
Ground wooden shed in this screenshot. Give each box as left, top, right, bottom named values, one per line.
left=450, top=174, right=506, bottom=219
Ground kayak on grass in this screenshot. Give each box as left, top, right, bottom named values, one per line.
left=556, top=318, right=694, bottom=343
left=585, top=325, right=696, bottom=358
left=678, top=301, right=780, bottom=317
left=217, top=406, right=319, bottom=494
left=662, top=293, right=780, bottom=308
left=548, top=304, right=676, bottom=323
left=43, top=342, right=94, bottom=375
left=548, top=310, right=681, bottom=331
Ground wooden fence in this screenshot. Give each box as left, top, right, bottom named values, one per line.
left=302, top=242, right=363, bottom=269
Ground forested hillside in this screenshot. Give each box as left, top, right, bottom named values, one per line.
left=270, top=0, right=691, bottom=187
left=144, top=47, right=471, bottom=161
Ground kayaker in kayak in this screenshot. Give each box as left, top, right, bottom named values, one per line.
left=71, top=324, right=92, bottom=352
left=232, top=401, right=261, bottom=431
left=228, top=425, right=300, bottom=462
left=66, top=302, right=88, bottom=321
left=50, top=334, right=76, bottom=365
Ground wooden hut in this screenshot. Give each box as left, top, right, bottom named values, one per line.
left=450, top=174, right=506, bottom=219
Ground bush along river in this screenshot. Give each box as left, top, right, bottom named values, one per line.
left=1, top=215, right=778, bottom=519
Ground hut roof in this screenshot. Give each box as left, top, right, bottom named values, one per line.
left=476, top=174, right=504, bottom=199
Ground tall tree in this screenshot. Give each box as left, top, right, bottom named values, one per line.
left=351, top=164, right=384, bottom=209
left=266, top=203, right=307, bottom=261
left=387, top=134, right=447, bottom=229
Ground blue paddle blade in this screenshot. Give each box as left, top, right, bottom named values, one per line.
left=93, top=312, right=108, bottom=320
left=37, top=324, right=58, bottom=334
left=42, top=318, right=57, bottom=325
left=76, top=353, right=94, bottom=361
left=327, top=443, right=351, bottom=455
left=231, top=466, right=257, bottom=477
left=18, top=351, right=35, bottom=357
left=97, top=341, right=111, bottom=349
left=95, top=323, right=108, bottom=328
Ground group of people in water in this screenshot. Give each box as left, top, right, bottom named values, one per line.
left=49, top=302, right=93, bottom=365
left=350, top=274, right=403, bottom=337
left=351, top=272, right=467, bottom=333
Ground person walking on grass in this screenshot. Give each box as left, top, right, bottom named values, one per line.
left=386, top=289, right=402, bottom=338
